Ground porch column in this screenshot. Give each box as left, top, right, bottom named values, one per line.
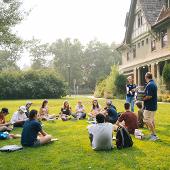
left=150, top=63, right=155, bottom=78
left=137, top=67, right=141, bottom=86
left=156, top=63, right=160, bottom=84
left=133, top=67, right=137, bottom=85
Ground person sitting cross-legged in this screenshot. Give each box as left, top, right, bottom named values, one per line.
left=116, top=102, right=138, bottom=134
left=87, top=113, right=113, bottom=151
left=0, top=108, right=13, bottom=132
left=21, top=109, right=52, bottom=147
left=102, top=100, right=118, bottom=124
left=11, top=106, right=28, bottom=127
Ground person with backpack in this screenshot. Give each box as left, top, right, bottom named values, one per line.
left=116, top=103, right=138, bottom=134
left=21, top=109, right=52, bottom=147
left=87, top=113, right=113, bottom=151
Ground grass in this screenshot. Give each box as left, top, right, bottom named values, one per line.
left=0, top=96, right=170, bottom=170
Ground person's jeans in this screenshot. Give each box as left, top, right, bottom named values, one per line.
left=126, top=96, right=135, bottom=112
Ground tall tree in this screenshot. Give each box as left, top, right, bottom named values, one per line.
left=0, top=0, right=27, bottom=70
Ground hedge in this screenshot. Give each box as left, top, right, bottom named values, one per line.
left=0, top=70, right=67, bottom=99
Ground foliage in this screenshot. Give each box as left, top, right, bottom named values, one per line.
left=94, top=65, right=119, bottom=98
left=0, top=0, right=28, bottom=70
left=26, top=39, right=51, bottom=70
left=0, top=97, right=170, bottom=170
left=48, top=38, right=121, bottom=91
left=114, top=74, right=126, bottom=96
left=162, top=63, right=170, bottom=90
left=0, top=70, right=67, bottom=99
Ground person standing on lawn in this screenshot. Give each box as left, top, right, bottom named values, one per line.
left=126, top=76, right=136, bottom=112
left=143, top=72, right=159, bottom=141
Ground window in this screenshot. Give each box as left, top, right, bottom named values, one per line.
left=146, top=38, right=149, bottom=44
left=151, top=39, right=156, bottom=51
left=165, top=0, right=170, bottom=8
left=142, top=40, right=144, bottom=46
left=138, top=42, right=140, bottom=48
left=137, top=11, right=143, bottom=28
left=127, top=52, right=129, bottom=61
left=133, top=46, right=136, bottom=58
left=161, top=29, right=168, bottom=48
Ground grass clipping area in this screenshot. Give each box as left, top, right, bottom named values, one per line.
left=0, top=97, right=170, bottom=170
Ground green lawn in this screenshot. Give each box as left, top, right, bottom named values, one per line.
left=0, top=96, right=170, bottom=170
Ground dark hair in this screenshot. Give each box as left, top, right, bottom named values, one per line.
left=29, top=110, right=38, bottom=119
left=96, top=113, right=105, bottom=123
left=92, top=100, right=99, bottom=109
left=136, top=101, right=143, bottom=109
left=124, top=103, right=130, bottom=110
left=42, top=99, right=48, bottom=108
left=63, top=100, right=70, bottom=109
left=1, top=108, right=9, bottom=114
left=145, top=72, right=152, bottom=79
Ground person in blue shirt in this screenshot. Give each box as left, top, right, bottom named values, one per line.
left=21, top=109, right=52, bottom=147
left=143, top=72, right=158, bottom=141
left=126, top=76, right=136, bottom=112
left=103, top=100, right=118, bottom=124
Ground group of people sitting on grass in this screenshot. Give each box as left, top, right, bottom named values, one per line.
left=0, top=97, right=145, bottom=150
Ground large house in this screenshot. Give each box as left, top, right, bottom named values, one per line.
left=118, top=0, right=170, bottom=87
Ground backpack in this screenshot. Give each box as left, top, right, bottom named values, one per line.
left=116, top=127, right=133, bottom=149
left=0, top=132, right=9, bottom=140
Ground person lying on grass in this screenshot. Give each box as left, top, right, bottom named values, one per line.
left=88, top=99, right=101, bottom=121
left=0, top=108, right=13, bottom=132
left=87, top=113, right=113, bottom=151
left=11, top=106, right=28, bottom=127
left=39, top=99, right=56, bottom=121
left=21, top=109, right=52, bottom=147
left=116, top=103, right=138, bottom=134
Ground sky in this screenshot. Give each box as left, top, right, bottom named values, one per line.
left=15, top=0, right=131, bottom=67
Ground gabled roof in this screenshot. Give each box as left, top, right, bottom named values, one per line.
left=139, top=0, right=165, bottom=25
left=153, top=7, right=170, bottom=28
left=124, top=0, right=165, bottom=44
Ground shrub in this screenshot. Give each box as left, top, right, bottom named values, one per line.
left=0, top=70, right=67, bottom=99
left=163, top=63, right=170, bottom=90
left=114, top=74, right=126, bottom=96
left=94, top=65, right=118, bottom=98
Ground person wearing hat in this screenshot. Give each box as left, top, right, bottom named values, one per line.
left=0, top=108, right=13, bottom=132
left=126, top=76, right=136, bottom=112
left=10, top=106, right=28, bottom=127
left=25, top=101, right=32, bottom=118
left=102, top=100, right=118, bottom=124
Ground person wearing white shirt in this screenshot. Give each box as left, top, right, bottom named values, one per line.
left=87, top=113, right=113, bottom=151
left=75, top=101, right=86, bottom=119
left=11, top=106, right=28, bottom=127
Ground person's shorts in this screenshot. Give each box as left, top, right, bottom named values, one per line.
left=143, top=110, right=155, bottom=123
left=33, top=139, right=41, bottom=147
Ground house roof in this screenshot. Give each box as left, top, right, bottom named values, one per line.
left=153, top=7, right=170, bottom=28
left=123, top=0, right=165, bottom=44
left=139, top=0, right=165, bottom=25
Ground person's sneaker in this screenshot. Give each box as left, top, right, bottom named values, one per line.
left=149, top=134, right=159, bottom=141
